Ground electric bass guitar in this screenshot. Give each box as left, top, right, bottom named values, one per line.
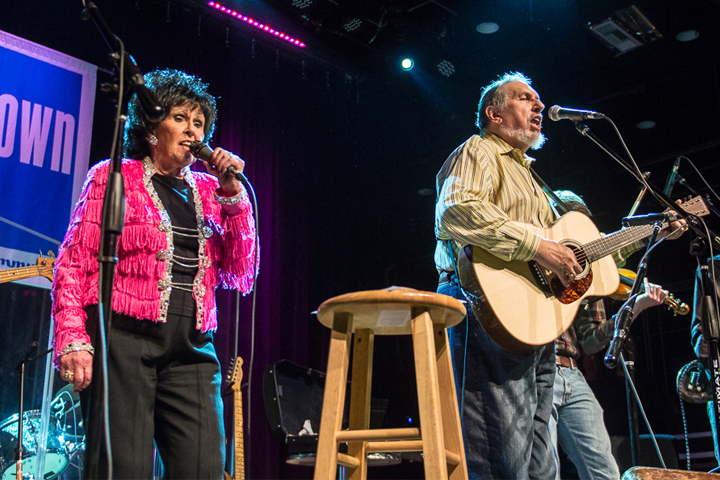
left=457, top=196, right=708, bottom=353
left=0, top=253, right=55, bottom=284
left=224, top=357, right=246, bottom=480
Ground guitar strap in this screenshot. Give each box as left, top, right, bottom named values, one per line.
left=529, top=167, right=570, bottom=217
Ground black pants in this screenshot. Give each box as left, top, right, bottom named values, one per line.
left=80, top=309, right=225, bottom=480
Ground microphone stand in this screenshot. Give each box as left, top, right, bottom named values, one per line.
left=13, top=343, right=52, bottom=480
left=572, top=121, right=720, bottom=252
left=694, top=247, right=720, bottom=472
left=80, top=3, right=163, bottom=478
left=572, top=121, right=645, bottom=185
left=603, top=222, right=662, bottom=466
left=571, top=118, right=700, bottom=467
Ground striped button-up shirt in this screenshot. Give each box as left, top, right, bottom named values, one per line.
left=435, top=131, right=557, bottom=274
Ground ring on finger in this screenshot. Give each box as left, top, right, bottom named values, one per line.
left=63, top=371, right=75, bottom=381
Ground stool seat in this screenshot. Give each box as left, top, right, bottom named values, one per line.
left=317, top=287, right=466, bottom=335
left=313, top=287, right=468, bottom=480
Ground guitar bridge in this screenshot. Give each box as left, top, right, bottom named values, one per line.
left=529, top=261, right=554, bottom=298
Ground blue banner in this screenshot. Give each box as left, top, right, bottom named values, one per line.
left=0, top=30, right=96, bottom=288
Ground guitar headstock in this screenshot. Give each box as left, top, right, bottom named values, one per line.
left=36, top=255, right=56, bottom=282
left=227, top=357, right=244, bottom=393
left=670, top=195, right=709, bottom=217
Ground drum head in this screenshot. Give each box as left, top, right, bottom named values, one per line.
left=0, top=411, right=69, bottom=480
left=1, top=452, right=68, bottom=480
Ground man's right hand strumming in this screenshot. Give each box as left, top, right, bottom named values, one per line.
left=532, top=238, right=582, bottom=287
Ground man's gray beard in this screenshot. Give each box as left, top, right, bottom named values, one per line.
left=500, top=125, right=547, bottom=151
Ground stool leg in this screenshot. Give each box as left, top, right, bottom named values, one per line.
left=411, top=307, right=449, bottom=479
left=315, top=312, right=353, bottom=480
left=435, top=325, right=468, bottom=479
left=347, top=328, right=374, bottom=480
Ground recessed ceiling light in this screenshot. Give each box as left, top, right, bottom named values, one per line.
left=476, top=22, right=499, bottom=34
left=636, top=120, right=656, bottom=129
left=676, top=30, right=699, bottom=42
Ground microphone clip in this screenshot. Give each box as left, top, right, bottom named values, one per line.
left=622, top=213, right=676, bottom=228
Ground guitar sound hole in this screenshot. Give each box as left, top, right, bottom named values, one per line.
left=550, top=270, right=593, bottom=304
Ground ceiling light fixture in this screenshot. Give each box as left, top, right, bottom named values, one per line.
left=476, top=22, right=499, bottom=34
left=437, top=60, right=455, bottom=77
left=208, top=1, right=306, bottom=48
left=292, top=0, right=313, bottom=9
left=676, top=30, right=699, bottom=42
left=343, top=18, right=363, bottom=32
left=588, top=5, right=661, bottom=56
left=401, top=58, right=414, bottom=71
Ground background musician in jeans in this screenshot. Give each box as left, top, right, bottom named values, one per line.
left=550, top=190, right=669, bottom=479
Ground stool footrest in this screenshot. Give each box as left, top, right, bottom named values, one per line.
left=364, top=441, right=461, bottom=466
left=336, top=427, right=421, bottom=443
left=365, top=440, right=423, bottom=453
left=336, top=453, right=361, bottom=468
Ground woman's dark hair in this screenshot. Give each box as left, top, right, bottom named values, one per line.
left=124, top=68, right=217, bottom=159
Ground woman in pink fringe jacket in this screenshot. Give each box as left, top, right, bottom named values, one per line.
left=51, top=69, right=256, bottom=479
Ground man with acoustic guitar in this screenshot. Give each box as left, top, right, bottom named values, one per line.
left=434, top=72, right=684, bottom=479
left=435, top=72, right=580, bottom=479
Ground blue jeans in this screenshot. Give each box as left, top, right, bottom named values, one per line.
left=550, top=365, right=620, bottom=480
left=440, top=282, right=557, bottom=479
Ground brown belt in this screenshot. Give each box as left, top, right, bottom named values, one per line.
left=556, top=355, right=577, bottom=368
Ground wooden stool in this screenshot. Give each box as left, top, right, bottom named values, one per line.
left=621, top=467, right=720, bottom=479
left=313, top=287, right=468, bottom=480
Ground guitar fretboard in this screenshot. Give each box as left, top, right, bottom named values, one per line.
left=0, top=266, right=45, bottom=284
left=234, top=389, right=245, bottom=480
left=583, top=224, right=654, bottom=264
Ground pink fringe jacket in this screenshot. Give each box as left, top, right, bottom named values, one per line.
left=51, top=158, right=257, bottom=365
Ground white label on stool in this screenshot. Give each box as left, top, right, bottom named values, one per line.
left=377, top=309, right=411, bottom=327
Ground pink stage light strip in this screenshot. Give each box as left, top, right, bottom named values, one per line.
left=208, top=1, right=306, bottom=48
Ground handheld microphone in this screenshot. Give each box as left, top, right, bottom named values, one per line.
left=621, top=213, right=677, bottom=227
left=663, top=157, right=682, bottom=198
left=188, top=141, right=248, bottom=183
left=547, top=105, right=605, bottom=122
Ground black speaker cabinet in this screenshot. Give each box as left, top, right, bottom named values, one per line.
left=263, top=359, right=388, bottom=463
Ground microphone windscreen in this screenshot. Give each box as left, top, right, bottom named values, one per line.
left=547, top=105, right=561, bottom=122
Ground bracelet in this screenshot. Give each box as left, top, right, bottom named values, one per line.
left=214, top=190, right=245, bottom=205
left=60, top=342, right=95, bottom=356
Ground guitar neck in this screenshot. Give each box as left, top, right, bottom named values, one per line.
left=0, top=265, right=46, bottom=285
left=583, top=224, right=654, bottom=263
left=233, top=389, right=245, bottom=480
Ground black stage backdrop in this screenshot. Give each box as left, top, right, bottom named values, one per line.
left=2, top=0, right=720, bottom=478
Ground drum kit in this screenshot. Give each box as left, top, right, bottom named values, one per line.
left=0, top=385, right=84, bottom=480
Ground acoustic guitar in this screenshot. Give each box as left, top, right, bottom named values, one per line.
left=0, top=253, right=55, bottom=284
left=224, top=357, right=245, bottom=480
left=457, top=196, right=708, bottom=353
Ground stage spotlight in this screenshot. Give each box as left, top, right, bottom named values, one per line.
left=401, top=58, right=414, bottom=71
